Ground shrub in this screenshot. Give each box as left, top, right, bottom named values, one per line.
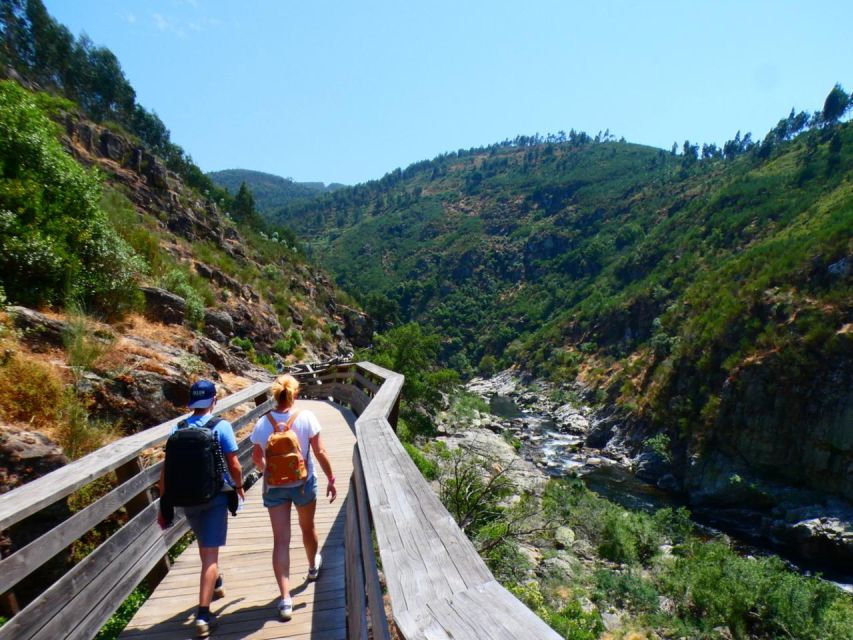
left=593, top=569, right=659, bottom=613
left=272, top=330, right=302, bottom=357
left=0, top=82, right=144, bottom=314
left=158, top=269, right=205, bottom=327
left=547, top=599, right=603, bottom=640
left=57, top=388, right=120, bottom=459
left=0, top=355, right=64, bottom=428
left=643, top=432, right=672, bottom=463
left=661, top=541, right=853, bottom=639
left=403, top=442, right=438, bottom=480
left=63, top=307, right=115, bottom=376
left=598, top=510, right=662, bottom=566
left=101, top=188, right=164, bottom=275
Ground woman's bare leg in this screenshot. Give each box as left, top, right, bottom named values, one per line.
left=296, top=500, right=318, bottom=566
left=268, top=502, right=293, bottom=598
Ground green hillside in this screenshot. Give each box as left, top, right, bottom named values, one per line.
left=208, top=168, right=345, bottom=213
left=273, top=107, right=853, bottom=499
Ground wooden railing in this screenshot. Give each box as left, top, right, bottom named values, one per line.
left=296, top=363, right=560, bottom=640
left=0, top=381, right=273, bottom=640
left=0, top=362, right=559, bottom=640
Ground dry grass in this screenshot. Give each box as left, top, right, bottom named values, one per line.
left=114, top=314, right=195, bottom=349
left=0, top=354, right=65, bottom=429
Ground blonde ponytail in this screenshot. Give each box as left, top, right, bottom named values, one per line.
left=271, top=374, right=300, bottom=409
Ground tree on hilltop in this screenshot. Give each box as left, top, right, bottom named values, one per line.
left=232, top=181, right=263, bottom=229
left=821, top=83, right=851, bottom=125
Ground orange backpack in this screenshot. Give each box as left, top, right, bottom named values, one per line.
left=264, top=411, right=307, bottom=486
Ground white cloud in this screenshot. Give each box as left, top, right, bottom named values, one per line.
left=152, top=12, right=187, bottom=38
left=151, top=11, right=222, bottom=38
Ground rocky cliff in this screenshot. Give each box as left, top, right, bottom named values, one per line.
left=0, top=105, right=373, bottom=489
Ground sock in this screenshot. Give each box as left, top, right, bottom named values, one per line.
left=197, top=605, right=210, bottom=620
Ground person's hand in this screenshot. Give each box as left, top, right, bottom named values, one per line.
left=236, top=485, right=245, bottom=501
left=327, top=477, right=337, bottom=503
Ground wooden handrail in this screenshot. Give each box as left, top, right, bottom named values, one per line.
left=0, top=381, right=270, bottom=531
left=0, top=381, right=272, bottom=640
left=298, top=363, right=560, bottom=639
left=1, top=362, right=559, bottom=640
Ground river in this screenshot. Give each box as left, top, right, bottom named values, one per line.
left=486, top=393, right=853, bottom=592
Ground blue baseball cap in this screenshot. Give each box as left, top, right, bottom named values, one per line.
left=188, top=380, right=216, bottom=409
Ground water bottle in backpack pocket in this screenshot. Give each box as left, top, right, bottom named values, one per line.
left=164, top=418, right=226, bottom=506
left=265, top=411, right=308, bottom=486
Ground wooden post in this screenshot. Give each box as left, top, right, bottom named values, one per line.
left=0, top=591, right=20, bottom=618
left=388, top=393, right=401, bottom=431
left=115, top=457, right=171, bottom=588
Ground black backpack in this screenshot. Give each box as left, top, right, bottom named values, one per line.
left=164, top=418, right=226, bottom=507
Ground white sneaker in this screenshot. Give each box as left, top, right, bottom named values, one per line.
left=278, top=598, right=293, bottom=621
left=308, top=553, right=322, bottom=581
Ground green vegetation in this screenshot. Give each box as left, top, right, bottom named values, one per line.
left=274, top=86, right=852, bottom=491
left=0, top=0, right=227, bottom=199
left=430, top=455, right=853, bottom=640
left=0, top=353, right=117, bottom=457
left=357, top=322, right=459, bottom=438
left=158, top=268, right=207, bottom=328
left=62, top=306, right=115, bottom=375
left=0, top=81, right=145, bottom=313
left=208, top=168, right=344, bottom=213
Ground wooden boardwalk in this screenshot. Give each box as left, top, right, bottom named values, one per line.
left=120, top=399, right=356, bottom=640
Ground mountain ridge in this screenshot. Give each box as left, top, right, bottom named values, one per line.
left=208, top=168, right=346, bottom=213
left=269, top=111, right=853, bottom=512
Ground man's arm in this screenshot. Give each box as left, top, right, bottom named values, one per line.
left=225, top=451, right=244, bottom=500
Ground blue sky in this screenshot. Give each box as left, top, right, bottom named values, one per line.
left=46, top=1, right=852, bottom=186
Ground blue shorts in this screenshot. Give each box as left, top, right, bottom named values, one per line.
left=263, top=475, right=317, bottom=508
left=182, top=492, right=229, bottom=547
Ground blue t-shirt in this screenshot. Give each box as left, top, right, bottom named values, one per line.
left=171, top=414, right=238, bottom=488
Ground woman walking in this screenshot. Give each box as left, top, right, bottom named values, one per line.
left=251, top=374, right=337, bottom=621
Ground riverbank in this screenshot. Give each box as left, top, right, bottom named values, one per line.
left=458, top=370, right=853, bottom=589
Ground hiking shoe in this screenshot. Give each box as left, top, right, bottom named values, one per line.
left=195, top=611, right=216, bottom=638
left=213, top=574, right=225, bottom=600
left=278, top=598, right=293, bottom=621
left=308, top=553, right=322, bottom=581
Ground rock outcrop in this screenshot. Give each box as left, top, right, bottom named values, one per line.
left=0, top=425, right=67, bottom=493
left=140, top=287, right=186, bottom=325
left=7, top=306, right=68, bottom=350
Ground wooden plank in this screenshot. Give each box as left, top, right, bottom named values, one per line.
left=345, top=490, right=367, bottom=640
left=0, top=381, right=271, bottom=530
left=350, top=389, right=371, bottom=416
left=353, top=372, right=379, bottom=395
left=118, top=399, right=355, bottom=640
left=0, top=500, right=188, bottom=640
left=0, top=463, right=160, bottom=594
left=354, top=365, right=403, bottom=425
left=352, top=450, right=391, bottom=640
left=299, top=382, right=341, bottom=398
left=369, top=417, right=491, bottom=588
left=47, top=519, right=180, bottom=640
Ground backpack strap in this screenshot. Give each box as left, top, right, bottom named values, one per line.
left=285, top=410, right=301, bottom=431
left=267, top=410, right=301, bottom=433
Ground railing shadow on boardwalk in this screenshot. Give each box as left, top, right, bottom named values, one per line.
left=0, top=361, right=564, bottom=640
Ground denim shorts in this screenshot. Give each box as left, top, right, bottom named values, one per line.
left=182, top=492, right=229, bottom=547
left=263, top=475, right=317, bottom=508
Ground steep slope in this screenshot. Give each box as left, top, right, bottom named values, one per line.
left=0, top=79, right=370, bottom=471
left=208, top=168, right=345, bottom=213
left=272, top=123, right=852, bottom=511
